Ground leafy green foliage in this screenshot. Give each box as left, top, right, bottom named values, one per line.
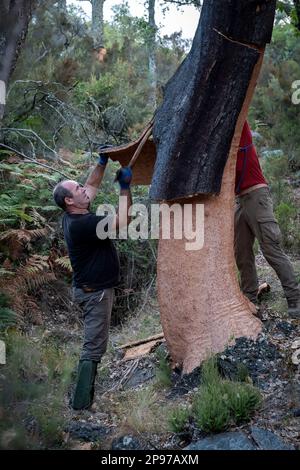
left=4, top=1, right=189, bottom=152
left=0, top=161, right=61, bottom=228
left=276, top=201, right=299, bottom=250
left=250, top=24, right=300, bottom=171
left=260, top=151, right=300, bottom=251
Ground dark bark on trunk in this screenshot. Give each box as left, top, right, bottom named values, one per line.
left=0, top=0, right=34, bottom=120
left=150, top=0, right=276, bottom=201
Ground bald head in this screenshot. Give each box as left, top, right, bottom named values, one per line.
left=53, top=180, right=90, bottom=212
left=53, top=181, right=74, bottom=210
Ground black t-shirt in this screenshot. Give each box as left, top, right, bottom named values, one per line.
left=62, top=212, right=120, bottom=290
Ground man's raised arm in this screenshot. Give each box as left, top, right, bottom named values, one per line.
left=84, top=150, right=110, bottom=203
left=112, top=167, right=133, bottom=230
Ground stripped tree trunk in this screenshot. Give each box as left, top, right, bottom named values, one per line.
left=151, top=0, right=276, bottom=373
left=0, top=0, right=35, bottom=120
left=157, top=57, right=263, bottom=373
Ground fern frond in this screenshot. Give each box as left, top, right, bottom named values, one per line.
left=11, top=209, right=34, bottom=222
left=38, top=206, right=58, bottom=212
left=0, top=163, right=18, bottom=171
left=27, top=228, right=49, bottom=240
left=0, top=307, right=19, bottom=330
left=0, top=227, right=48, bottom=243
left=54, top=256, right=72, bottom=273
left=0, top=268, right=14, bottom=277
left=21, top=254, right=49, bottom=272
left=16, top=184, right=37, bottom=191
left=25, top=272, right=56, bottom=291
left=0, top=229, right=23, bottom=242
left=29, top=208, right=46, bottom=226
left=15, top=255, right=56, bottom=291
left=0, top=218, right=16, bottom=225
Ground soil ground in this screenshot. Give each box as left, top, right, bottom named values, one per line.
left=34, top=254, right=300, bottom=450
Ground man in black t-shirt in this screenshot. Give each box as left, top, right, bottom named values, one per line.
left=53, top=152, right=132, bottom=410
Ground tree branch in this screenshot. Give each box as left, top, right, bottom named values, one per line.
left=0, top=143, right=70, bottom=179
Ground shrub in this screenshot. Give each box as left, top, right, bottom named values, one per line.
left=223, top=382, right=261, bottom=424
left=275, top=201, right=299, bottom=250
left=154, top=348, right=172, bottom=389
left=191, top=358, right=262, bottom=433
left=0, top=331, right=75, bottom=449
left=193, top=383, right=231, bottom=433
left=0, top=292, right=18, bottom=332
left=168, top=405, right=190, bottom=433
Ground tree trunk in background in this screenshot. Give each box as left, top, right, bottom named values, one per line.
left=293, top=0, right=300, bottom=31
left=0, top=0, right=35, bottom=120
left=91, top=0, right=105, bottom=50
left=152, top=0, right=276, bottom=373
left=148, top=0, right=157, bottom=108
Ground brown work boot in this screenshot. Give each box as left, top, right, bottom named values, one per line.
left=288, top=299, right=300, bottom=319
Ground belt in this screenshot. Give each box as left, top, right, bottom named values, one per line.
left=237, top=183, right=268, bottom=197
left=81, top=286, right=98, bottom=293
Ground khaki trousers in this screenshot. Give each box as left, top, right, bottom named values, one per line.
left=234, top=187, right=299, bottom=303
left=73, top=287, right=114, bottom=362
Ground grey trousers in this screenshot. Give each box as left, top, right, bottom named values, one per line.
left=234, top=187, right=299, bottom=303
left=73, top=287, right=114, bottom=362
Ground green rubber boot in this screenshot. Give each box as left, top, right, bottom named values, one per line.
left=72, top=360, right=98, bottom=410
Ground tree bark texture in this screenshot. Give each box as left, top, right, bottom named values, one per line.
left=155, top=0, right=276, bottom=373
left=157, top=55, right=264, bottom=373
left=148, top=0, right=157, bottom=108
left=150, top=0, right=276, bottom=201
left=0, top=0, right=35, bottom=120
left=91, top=0, right=105, bottom=50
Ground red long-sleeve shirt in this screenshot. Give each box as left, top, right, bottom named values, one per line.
left=235, top=121, right=267, bottom=195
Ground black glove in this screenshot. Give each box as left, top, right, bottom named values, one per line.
left=98, top=144, right=113, bottom=167
left=115, top=167, right=132, bottom=189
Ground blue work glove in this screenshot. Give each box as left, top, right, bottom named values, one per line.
left=115, top=167, right=132, bottom=190
left=98, top=144, right=112, bottom=167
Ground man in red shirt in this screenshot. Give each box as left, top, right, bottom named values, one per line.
left=234, top=121, right=300, bottom=318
